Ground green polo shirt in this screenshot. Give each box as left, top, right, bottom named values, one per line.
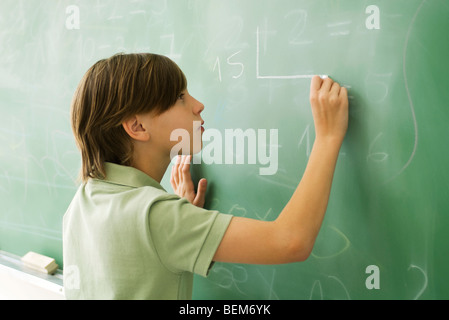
left=63, top=162, right=232, bottom=299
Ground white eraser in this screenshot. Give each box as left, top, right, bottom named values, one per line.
left=21, top=251, right=59, bottom=274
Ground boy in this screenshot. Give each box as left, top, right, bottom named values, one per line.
left=63, top=53, right=348, bottom=299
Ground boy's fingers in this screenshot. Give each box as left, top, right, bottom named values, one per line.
left=177, top=156, right=183, bottom=183
left=171, top=156, right=180, bottom=186
left=193, top=178, right=207, bottom=208
left=310, top=75, right=323, bottom=93
left=330, top=81, right=341, bottom=97
left=320, top=77, right=334, bottom=93
left=182, top=155, right=191, bottom=172
left=170, top=166, right=176, bottom=185
left=170, top=155, right=208, bottom=208
left=340, top=86, right=348, bottom=100
left=180, top=155, right=192, bottom=183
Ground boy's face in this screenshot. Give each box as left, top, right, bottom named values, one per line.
left=142, top=90, right=205, bottom=158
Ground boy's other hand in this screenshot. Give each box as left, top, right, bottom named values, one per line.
left=170, top=155, right=207, bottom=208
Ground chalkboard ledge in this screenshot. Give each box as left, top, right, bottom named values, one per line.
left=0, top=250, right=64, bottom=299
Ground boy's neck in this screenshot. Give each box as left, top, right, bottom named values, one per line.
left=130, top=152, right=170, bottom=183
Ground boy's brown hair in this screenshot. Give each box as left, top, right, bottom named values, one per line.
left=71, top=53, right=187, bottom=181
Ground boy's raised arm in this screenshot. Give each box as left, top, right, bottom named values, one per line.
left=173, top=76, right=349, bottom=264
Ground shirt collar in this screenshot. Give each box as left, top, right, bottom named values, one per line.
left=99, top=162, right=166, bottom=191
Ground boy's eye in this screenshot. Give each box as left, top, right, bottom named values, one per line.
left=178, top=93, right=185, bottom=100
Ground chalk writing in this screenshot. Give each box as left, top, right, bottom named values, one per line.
left=311, top=226, right=351, bottom=260
left=407, top=264, right=428, bottom=300
left=256, top=26, right=316, bottom=80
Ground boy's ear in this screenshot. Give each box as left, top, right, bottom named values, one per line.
left=122, top=115, right=150, bottom=142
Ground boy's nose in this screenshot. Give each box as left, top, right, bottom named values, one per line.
left=194, top=98, right=205, bottom=114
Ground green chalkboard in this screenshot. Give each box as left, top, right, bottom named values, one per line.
left=0, top=0, right=448, bottom=299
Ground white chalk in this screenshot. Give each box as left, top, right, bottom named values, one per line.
left=320, top=75, right=329, bottom=79
left=21, top=251, right=59, bottom=275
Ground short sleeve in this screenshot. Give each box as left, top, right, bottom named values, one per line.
left=148, top=196, right=232, bottom=277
